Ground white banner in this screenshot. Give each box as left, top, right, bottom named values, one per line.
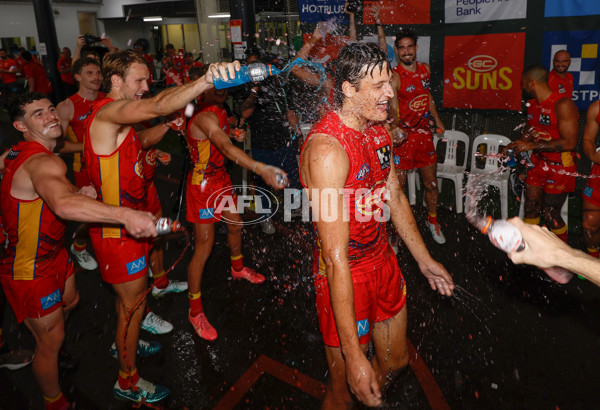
left=445, top=0, right=527, bottom=23
left=362, top=36, right=430, bottom=68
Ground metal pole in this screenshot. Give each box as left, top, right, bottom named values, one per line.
left=32, top=0, right=64, bottom=101
left=230, top=0, right=256, bottom=53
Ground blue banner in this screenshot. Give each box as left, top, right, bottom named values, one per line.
left=298, top=0, right=348, bottom=23
left=543, top=30, right=600, bottom=110
left=545, top=0, right=600, bottom=18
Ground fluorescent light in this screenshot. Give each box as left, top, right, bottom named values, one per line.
left=208, top=13, right=231, bottom=18
left=143, top=16, right=163, bottom=22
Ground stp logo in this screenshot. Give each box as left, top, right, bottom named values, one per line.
left=409, top=94, right=429, bottom=112
left=467, top=55, right=498, bottom=72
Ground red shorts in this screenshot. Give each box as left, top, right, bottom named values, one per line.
left=314, top=245, right=407, bottom=347
left=91, top=235, right=151, bottom=284
left=393, top=129, right=437, bottom=170
left=0, top=248, right=74, bottom=323
left=146, top=183, right=162, bottom=216
left=583, top=163, right=600, bottom=207
left=186, top=173, right=237, bottom=224
left=73, top=168, right=91, bottom=189
left=525, top=156, right=576, bottom=194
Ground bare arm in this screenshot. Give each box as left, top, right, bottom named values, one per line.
left=137, top=122, right=171, bottom=148
left=72, top=35, right=85, bottom=64
left=23, top=154, right=157, bottom=238
left=301, top=134, right=381, bottom=407
left=290, top=26, right=327, bottom=87
left=423, top=63, right=445, bottom=133
left=26, top=76, right=34, bottom=92
left=240, top=87, right=258, bottom=120
left=56, top=98, right=74, bottom=137
left=386, top=165, right=454, bottom=295
left=348, top=10, right=357, bottom=42
left=372, top=4, right=387, bottom=53
left=189, top=111, right=285, bottom=189
left=582, top=101, right=600, bottom=164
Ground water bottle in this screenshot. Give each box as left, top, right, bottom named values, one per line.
left=479, top=216, right=526, bottom=253
left=518, top=151, right=535, bottom=169
left=155, top=217, right=183, bottom=235
left=276, top=173, right=289, bottom=187
left=505, top=149, right=517, bottom=168
left=213, top=63, right=281, bottom=89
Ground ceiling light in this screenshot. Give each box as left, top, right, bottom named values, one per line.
left=208, top=13, right=231, bottom=18
left=143, top=16, right=163, bottom=22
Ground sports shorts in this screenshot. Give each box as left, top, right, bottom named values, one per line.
left=525, top=156, right=576, bottom=194
left=393, top=129, right=437, bottom=170
left=0, top=248, right=74, bottom=323
left=186, top=172, right=237, bottom=224
left=583, top=163, right=600, bottom=207
left=91, top=235, right=151, bottom=284
left=314, top=244, right=407, bottom=347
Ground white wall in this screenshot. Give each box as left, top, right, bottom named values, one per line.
left=54, top=4, right=102, bottom=51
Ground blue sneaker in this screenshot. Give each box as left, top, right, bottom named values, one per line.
left=113, top=377, right=170, bottom=403
left=110, top=339, right=161, bottom=359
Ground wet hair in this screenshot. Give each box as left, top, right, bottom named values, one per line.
left=102, top=50, right=148, bottom=92
left=394, top=28, right=418, bottom=48
left=189, top=65, right=208, bottom=81
left=9, top=92, right=49, bottom=122
left=20, top=50, right=33, bottom=62
left=333, top=42, right=391, bottom=108
left=72, top=57, right=101, bottom=76
left=522, top=65, right=548, bottom=84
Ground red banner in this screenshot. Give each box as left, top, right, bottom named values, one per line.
left=443, top=33, right=526, bottom=110
left=363, top=0, right=430, bottom=25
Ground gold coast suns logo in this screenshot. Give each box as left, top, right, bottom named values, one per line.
left=355, top=181, right=389, bottom=217
left=134, top=150, right=144, bottom=178
left=452, top=55, right=512, bottom=91
left=409, top=94, right=428, bottom=112
left=535, top=130, right=552, bottom=142
left=145, top=150, right=157, bottom=167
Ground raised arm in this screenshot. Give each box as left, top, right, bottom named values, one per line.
left=423, top=63, right=445, bottom=133
left=582, top=100, right=600, bottom=164
left=372, top=4, right=387, bottom=53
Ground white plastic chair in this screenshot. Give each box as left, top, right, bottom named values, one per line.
left=465, top=134, right=512, bottom=219
left=435, top=131, right=470, bottom=213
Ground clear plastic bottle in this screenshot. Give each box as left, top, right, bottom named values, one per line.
left=479, top=216, right=526, bottom=253
left=155, top=218, right=183, bottom=235
left=213, top=63, right=281, bottom=89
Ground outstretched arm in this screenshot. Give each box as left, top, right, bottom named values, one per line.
left=582, top=100, right=600, bottom=164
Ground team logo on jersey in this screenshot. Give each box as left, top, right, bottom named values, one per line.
left=134, top=160, right=144, bottom=178
left=145, top=150, right=157, bottom=167
left=355, top=180, right=388, bottom=216
left=421, top=77, right=430, bottom=90
left=538, top=113, right=551, bottom=126
left=535, top=130, right=552, bottom=141
left=406, top=85, right=416, bottom=92
left=409, top=94, right=429, bottom=112
left=356, top=163, right=370, bottom=181
left=126, top=255, right=147, bottom=275
left=40, top=289, right=61, bottom=310
left=376, top=145, right=391, bottom=170
left=77, top=108, right=93, bottom=122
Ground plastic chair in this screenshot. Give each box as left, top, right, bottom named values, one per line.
left=435, top=131, right=470, bottom=213
left=407, top=169, right=419, bottom=205
left=465, top=134, right=512, bottom=219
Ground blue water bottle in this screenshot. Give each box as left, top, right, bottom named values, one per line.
left=213, top=63, right=281, bottom=89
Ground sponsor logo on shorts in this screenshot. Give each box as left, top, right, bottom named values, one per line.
left=356, top=163, right=369, bottom=181
left=126, top=255, right=147, bottom=275
left=356, top=319, right=370, bottom=337
left=584, top=186, right=593, bottom=197
left=199, top=208, right=215, bottom=219
left=40, top=289, right=61, bottom=310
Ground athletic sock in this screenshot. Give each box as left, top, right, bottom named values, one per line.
left=152, top=270, right=169, bottom=289
left=43, top=392, right=68, bottom=410
left=523, top=217, right=541, bottom=225
left=118, top=368, right=140, bottom=390
left=231, top=254, right=244, bottom=272
left=551, top=225, right=568, bottom=243
left=428, top=213, right=438, bottom=225
left=587, top=248, right=600, bottom=259
left=73, top=240, right=87, bottom=252
left=189, top=292, right=203, bottom=316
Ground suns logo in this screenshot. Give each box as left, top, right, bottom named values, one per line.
left=134, top=160, right=144, bottom=178
left=355, top=181, right=388, bottom=216
left=409, top=94, right=429, bottom=112
left=145, top=150, right=157, bottom=166
left=535, top=130, right=552, bottom=141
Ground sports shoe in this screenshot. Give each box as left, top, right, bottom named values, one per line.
left=261, top=220, right=276, bottom=234
left=110, top=339, right=161, bottom=359
left=0, top=344, right=33, bottom=370
left=70, top=243, right=98, bottom=271
left=232, top=266, right=265, bottom=284
left=426, top=221, right=446, bottom=244
left=188, top=311, right=218, bottom=341
left=151, top=280, right=188, bottom=298
left=113, top=377, right=170, bottom=403
left=141, top=311, right=173, bottom=335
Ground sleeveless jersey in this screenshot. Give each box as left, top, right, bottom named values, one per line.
left=84, top=97, right=148, bottom=238
left=0, top=141, right=66, bottom=280
left=67, top=92, right=105, bottom=172
left=394, top=62, right=431, bottom=132
left=300, top=111, right=392, bottom=271
left=527, top=92, right=576, bottom=166
left=548, top=70, right=574, bottom=99
left=186, top=102, right=230, bottom=186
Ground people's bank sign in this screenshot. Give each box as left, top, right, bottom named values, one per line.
left=543, top=30, right=600, bottom=111
left=299, top=0, right=348, bottom=23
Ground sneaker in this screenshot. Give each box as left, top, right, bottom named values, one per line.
left=113, top=377, right=170, bottom=403
left=426, top=221, right=446, bottom=244
left=141, top=311, right=173, bottom=335
left=261, top=220, right=276, bottom=235
left=70, top=244, right=98, bottom=271
left=232, top=266, right=265, bottom=284
left=188, top=311, right=218, bottom=341
left=110, top=339, right=161, bottom=359
left=151, top=280, right=188, bottom=298
left=0, top=344, right=33, bottom=370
